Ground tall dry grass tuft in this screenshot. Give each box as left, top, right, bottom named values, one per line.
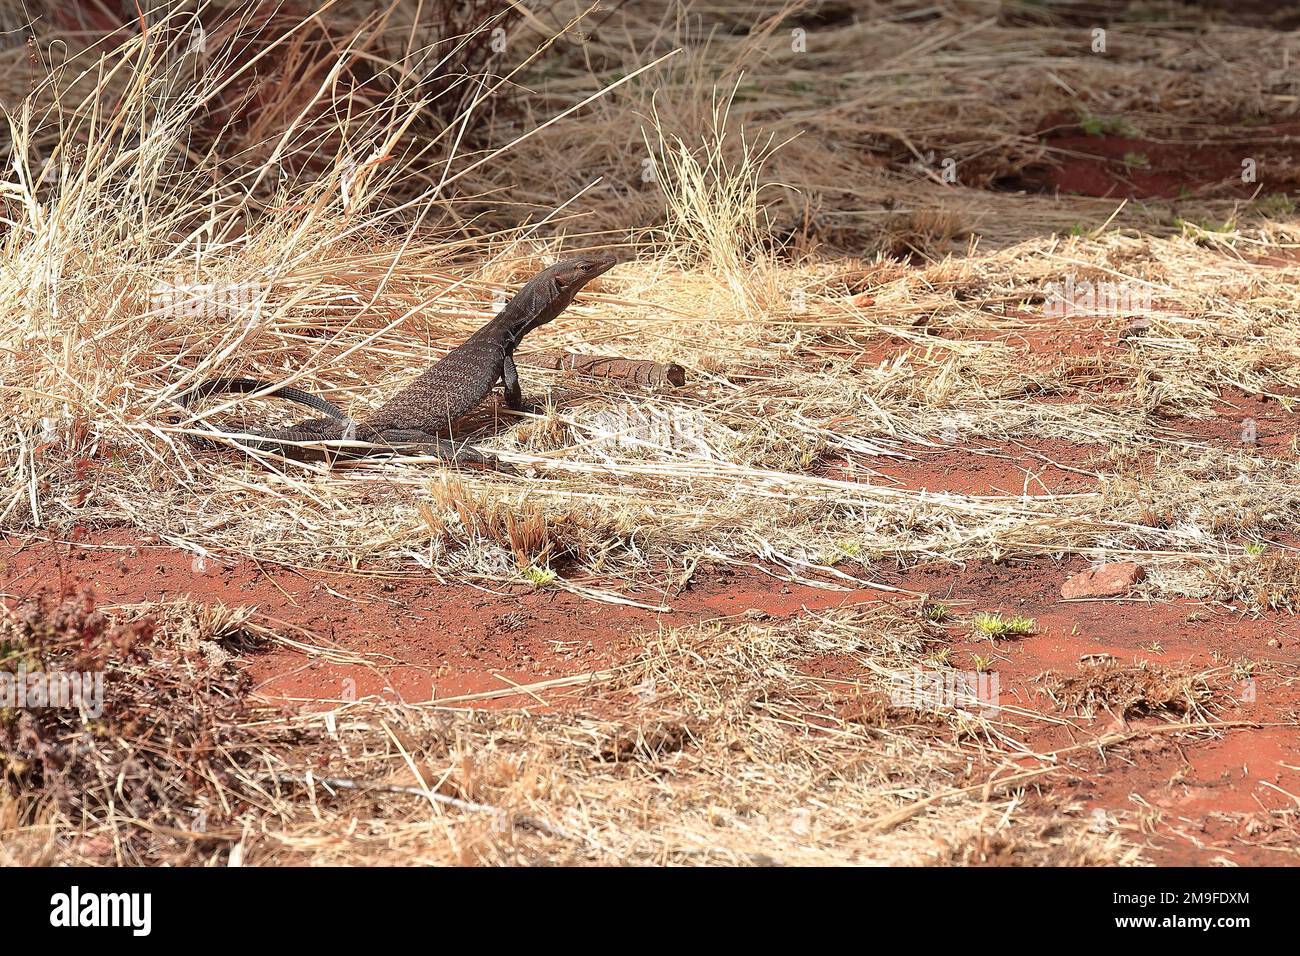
left=648, top=83, right=789, bottom=316
left=424, top=475, right=552, bottom=569
left=0, top=1, right=627, bottom=527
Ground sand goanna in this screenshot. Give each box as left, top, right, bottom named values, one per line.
left=175, top=253, right=617, bottom=471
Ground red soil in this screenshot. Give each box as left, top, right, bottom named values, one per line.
left=1012, top=121, right=1300, bottom=200
left=831, top=439, right=1099, bottom=496
left=885, top=556, right=1300, bottom=865
left=3, top=529, right=1296, bottom=866
left=0, top=530, right=886, bottom=708
left=1160, top=387, right=1300, bottom=459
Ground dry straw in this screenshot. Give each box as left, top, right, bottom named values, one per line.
left=2, top=1, right=1300, bottom=864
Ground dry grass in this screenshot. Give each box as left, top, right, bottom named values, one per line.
left=1037, top=659, right=1217, bottom=721
left=1, top=584, right=1148, bottom=866
left=3, top=0, right=1300, bottom=865
left=4, top=2, right=1300, bottom=597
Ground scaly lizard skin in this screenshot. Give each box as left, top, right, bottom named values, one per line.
left=177, top=253, right=617, bottom=470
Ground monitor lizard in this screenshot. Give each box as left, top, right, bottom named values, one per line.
left=174, top=252, right=617, bottom=471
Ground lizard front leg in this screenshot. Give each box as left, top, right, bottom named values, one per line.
left=501, top=354, right=524, bottom=411
left=502, top=355, right=547, bottom=414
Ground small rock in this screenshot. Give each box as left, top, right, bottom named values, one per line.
left=1061, top=561, right=1146, bottom=599
left=1079, top=652, right=1117, bottom=666
left=1118, top=318, right=1151, bottom=340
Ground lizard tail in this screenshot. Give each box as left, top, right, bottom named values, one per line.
left=176, top=377, right=350, bottom=420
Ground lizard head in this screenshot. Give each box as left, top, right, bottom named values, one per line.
left=519, top=252, right=618, bottom=334
left=550, top=251, right=618, bottom=291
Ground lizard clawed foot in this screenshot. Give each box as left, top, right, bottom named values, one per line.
left=509, top=396, right=550, bottom=416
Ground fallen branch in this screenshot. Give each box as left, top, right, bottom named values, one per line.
left=522, top=352, right=687, bottom=387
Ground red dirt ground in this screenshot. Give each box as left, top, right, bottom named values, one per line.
left=824, top=438, right=1100, bottom=496
left=868, top=440, right=1099, bottom=496
left=882, top=556, right=1300, bottom=865
left=0, top=530, right=888, bottom=707
left=2, top=528, right=1296, bottom=866
left=1012, top=121, right=1300, bottom=201
left=13, top=286, right=1294, bottom=866
left=1161, top=387, right=1300, bottom=459
left=8, top=107, right=1300, bottom=863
